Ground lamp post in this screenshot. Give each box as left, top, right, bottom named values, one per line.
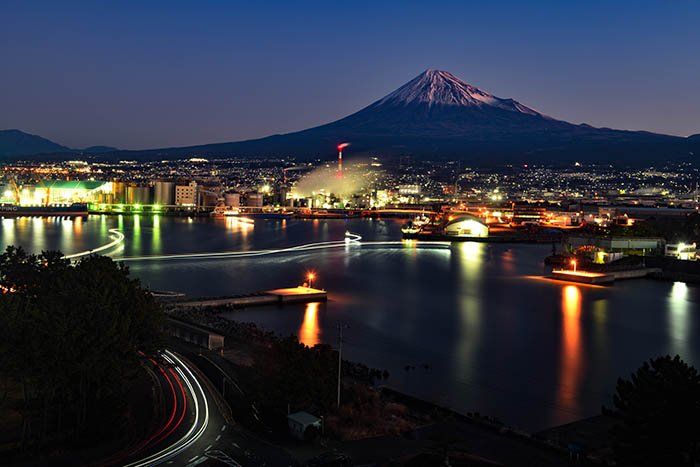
left=571, top=259, right=577, bottom=272
left=307, top=272, right=315, bottom=289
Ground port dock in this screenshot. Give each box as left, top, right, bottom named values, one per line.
left=551, top=270, right=615, bottom=285
left=170, top=286, right=327, bottom=310
left=550, top=268, right=662, bottom=285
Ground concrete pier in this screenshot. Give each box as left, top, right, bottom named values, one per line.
left=550, top=270, right=615, bottom=285
left=550, top=268, right=662, bottom=285
left=172, top=286, right=327, bottom=310
left=266, top=286, right=328, bottom=303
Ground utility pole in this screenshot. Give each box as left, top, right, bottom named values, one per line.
left=336, top=323, right=349, bottom=408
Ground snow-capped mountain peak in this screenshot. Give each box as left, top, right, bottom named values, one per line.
left=376, top=69, right=542, bottom=116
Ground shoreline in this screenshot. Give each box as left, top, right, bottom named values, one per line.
left=167, top=308, right=601, bottom=465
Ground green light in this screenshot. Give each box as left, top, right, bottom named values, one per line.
left=153, top=204, right=161, bottom=211
left=134, top=203, right=142, bottom=211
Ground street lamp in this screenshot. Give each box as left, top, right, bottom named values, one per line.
left=307, top=272, right=315, bottom=289
left=570, top=259, right=577, bottom=272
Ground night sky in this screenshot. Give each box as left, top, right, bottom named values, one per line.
left=2, top=0, right=699, bottom=149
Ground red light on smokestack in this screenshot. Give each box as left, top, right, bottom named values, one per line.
left=337, top=142, right=349, bottom=178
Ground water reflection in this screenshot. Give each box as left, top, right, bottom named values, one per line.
left=133, top=215, right=141, bottom=252
left=299, top=302, right=321, bottom=347
left=152, top=215, right=161, bottom=252
left=668, top=281, right=690, bottom=356
left=454, top=242, right=484, bottom=384
left=592, top=299, right=608, bottom=355
left=225, top=217, right=254, bottom=249
left=2, top=218, right=15, bottom=248
left=501, top=248, right=515, bottom=274
left=73, top=216, right=83, bottom=236
left=558, top=285, right=583, bottom=414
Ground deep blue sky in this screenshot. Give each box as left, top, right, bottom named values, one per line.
left=2, top=0, right=699, bottom=149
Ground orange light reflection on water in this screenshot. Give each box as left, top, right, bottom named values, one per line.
left=558, top=285, right=583, bottom=414
left=299, top=302, right=321, bottom=347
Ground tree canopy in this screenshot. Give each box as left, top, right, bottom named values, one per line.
left=606, top=355, right=700, bottom=466
left=0, top=246, right=164, bottom=449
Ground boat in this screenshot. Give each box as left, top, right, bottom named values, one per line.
left=401, top=214, right=431, bottom=234
left=0, top=203, right=89, bottom=217
left=401, top=221, right=420, bottom=234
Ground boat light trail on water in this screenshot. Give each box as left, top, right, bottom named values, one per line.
left=113, top=232, right=451, bottom=262
left=62, top=228, right=124, bottom=260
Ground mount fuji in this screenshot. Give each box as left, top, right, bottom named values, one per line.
left=130, top=69, right=691, bottom=164
left=6, top=70, right=698, bottom=163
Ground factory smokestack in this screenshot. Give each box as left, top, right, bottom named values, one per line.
left=337, top=143, right=349, bottom=178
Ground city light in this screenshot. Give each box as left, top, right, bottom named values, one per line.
left=570, top=259, right=577, bottom=272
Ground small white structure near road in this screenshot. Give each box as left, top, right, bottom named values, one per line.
left=287, top=411, right=322, bottom=440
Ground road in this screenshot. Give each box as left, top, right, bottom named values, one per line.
left=119, top=349, right=295, bottom=467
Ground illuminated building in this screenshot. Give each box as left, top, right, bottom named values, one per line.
left=154, top=181, right=176, bottom=206
left=665, top=242, right=697, bottom=260
left=443, top=215, right=489, bottom=238
left=567, top=235, right=664, bottom=255
left=224, top=192, right=240, bottom=208
left=245, top=192, right=264, bottom=207
left=125, top=185, right=152, bottom=205
left=175, top=181, right=197, bottom=207
left=30, top=180, right=112, bottom=205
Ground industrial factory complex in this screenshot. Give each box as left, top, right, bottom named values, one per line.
left=1, top=156, right=699, bottom=263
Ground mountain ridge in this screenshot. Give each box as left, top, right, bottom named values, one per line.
left=0, top=129, right=70, bottom=157
left=0, top=129, right=119, bottom=158
left=3, top=70, right=699, bottom=164
left=123, top=69, right=694, bottom=163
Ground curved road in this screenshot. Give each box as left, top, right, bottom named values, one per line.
left=120, top=348, right=293, bottom=467
left=121, top=349, right=219, bottom=466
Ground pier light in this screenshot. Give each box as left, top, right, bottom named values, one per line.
left=570, top=259, right=577, bottom=272
left=307, top=272, right=316, bottom=288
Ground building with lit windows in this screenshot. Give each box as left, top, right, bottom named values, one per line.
left=175, top=181, right=197, bottom=207
left=665, top=242, right=697, bottom=260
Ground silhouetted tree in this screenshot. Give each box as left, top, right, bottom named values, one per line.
left=605, top=355, right=700, bottom=466
left=0, top=247, right=164, bottom=449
